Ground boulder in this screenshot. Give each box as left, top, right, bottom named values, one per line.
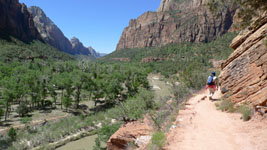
left=107, top=118, right=153, bottom=150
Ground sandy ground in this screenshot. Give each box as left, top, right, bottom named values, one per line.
left=165, top=89, right=267, bottom=150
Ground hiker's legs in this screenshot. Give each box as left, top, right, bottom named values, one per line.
left=208, top=88, right=215, bottom=100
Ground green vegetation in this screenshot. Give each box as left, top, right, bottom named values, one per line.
left=0, top=31, right=237, bottom=149
left=237, top=104, right=252, bottom=121
left=93, top=123, right=121, bottom=150
left=0, top=38, right=73, bottom=62
left=216, top=99, right=235, bottom=113
left=216, top=99, right=252, bottom=121
left=150, top=131, right=166, bottom=150
left=8, top=128, right=17, bottom=142
left=0, top=48, right=152, bottom=149
left=102, top=32, right=236, bottom=90
left=20, top=116, right=32, bottom=124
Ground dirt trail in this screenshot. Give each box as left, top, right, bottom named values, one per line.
left=165, top=89, right=267, bottom=150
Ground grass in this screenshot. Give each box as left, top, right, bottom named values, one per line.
left=216, top=99, right=235, bottom=113
left=216, top=99, right=252, bottom=121
left=20, top=116, right=32, bottom=124
left=237, top=104, right=252, bottom=121
left=150, top=131, right=166, bottom=150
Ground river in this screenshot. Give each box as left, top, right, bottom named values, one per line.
left=56, top=134, right=97, bottom=150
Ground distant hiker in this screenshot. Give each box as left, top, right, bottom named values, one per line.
left=206, top=72, right=218, bottom=100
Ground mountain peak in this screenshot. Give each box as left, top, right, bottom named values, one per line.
left=70, top=37, right=81, bottom=44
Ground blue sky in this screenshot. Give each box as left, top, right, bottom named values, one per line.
left=19, top=0, right=161, bottom=54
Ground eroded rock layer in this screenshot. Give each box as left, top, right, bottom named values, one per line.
left=107, top=119, right=153, bottom=150
left=219, top=16, right=267, bottom=106
left=116, top=0, right=235, bottom=50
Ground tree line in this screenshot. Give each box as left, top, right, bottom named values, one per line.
left=0, top=60, right=150, bottom=121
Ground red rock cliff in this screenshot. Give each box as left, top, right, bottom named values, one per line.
left=116, top=0, right=236, bottom=50
left=219, top=15, right=267, bottom=106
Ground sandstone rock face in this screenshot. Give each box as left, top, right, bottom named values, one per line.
left=116, top=0, right=235, bottom=50
left=28, top=6, right=76, bottom=55
left=0, top=0, right=41, bottom=42
left=219, top=16, right=267, bottom=106
left=107, top=118, right=153, bottom=150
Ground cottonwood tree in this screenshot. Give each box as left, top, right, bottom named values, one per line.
left=1, top=77, right=16, bottom=121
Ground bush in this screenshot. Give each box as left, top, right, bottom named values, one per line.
left=217, top=99, right=235, bottom=112
left=173, top=83, right=190, bottom=103
left=20, top=116, right=32, bottom=124
left=94, top=123, right=121, bottom=150
left=8, top=128, right=17, bottom=141
left=0, top=106, right=4, bottom=120
left=237, top=105, right=252, bottom=121
left=151, top=131, right=166, bottom=149
left=109, top=88, right=155, bottom=122
left=16, top=103, right=30, bottom=117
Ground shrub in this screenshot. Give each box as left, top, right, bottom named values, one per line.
left=0, top=106, right=4, bottom=120
left=16, top=103, right=30, bottom=117
left=8, top=128, right=17, bottom=141
left=217, top=99, right=235, bottom=112
left=151, top=131, right=166, bottom=149
left=109, top=88, right=155, bottom=122
left=237, top=105, right=252, bottom=121
left=20, top=116, right=32, bottom=124
left=173, top=83, right=190, bottom=103
left=94, top=123, right=121, bottom=150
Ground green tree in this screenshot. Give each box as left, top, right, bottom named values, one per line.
left=47, top=82, right=58, bottom=107
left=62, top=96, right=72, bottom=111
left=8, top=127, right=17, bottom=141
left=0, top=106, right=4, bottom=121
left=72, top=70, right=87, bottom=109
left=16, top=103, right=30, bottom=117
left=2, top=78, right=16, bottom=121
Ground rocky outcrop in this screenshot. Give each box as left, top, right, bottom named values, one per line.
left=116, top=0, right=235, bottom=50
left=219, top=16, right=267, bottom=107
left=0, top=0, right=41, bottom=42
left=107, top=118, right=153, bottom=150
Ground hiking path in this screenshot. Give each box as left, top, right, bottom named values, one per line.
left=165, top=89, right=267, bottom=150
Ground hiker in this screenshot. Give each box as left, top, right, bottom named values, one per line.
left=206, top=72, right=218, bottom=100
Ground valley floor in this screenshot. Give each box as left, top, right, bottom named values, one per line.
left=165, top=89, right=267, bottom=150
